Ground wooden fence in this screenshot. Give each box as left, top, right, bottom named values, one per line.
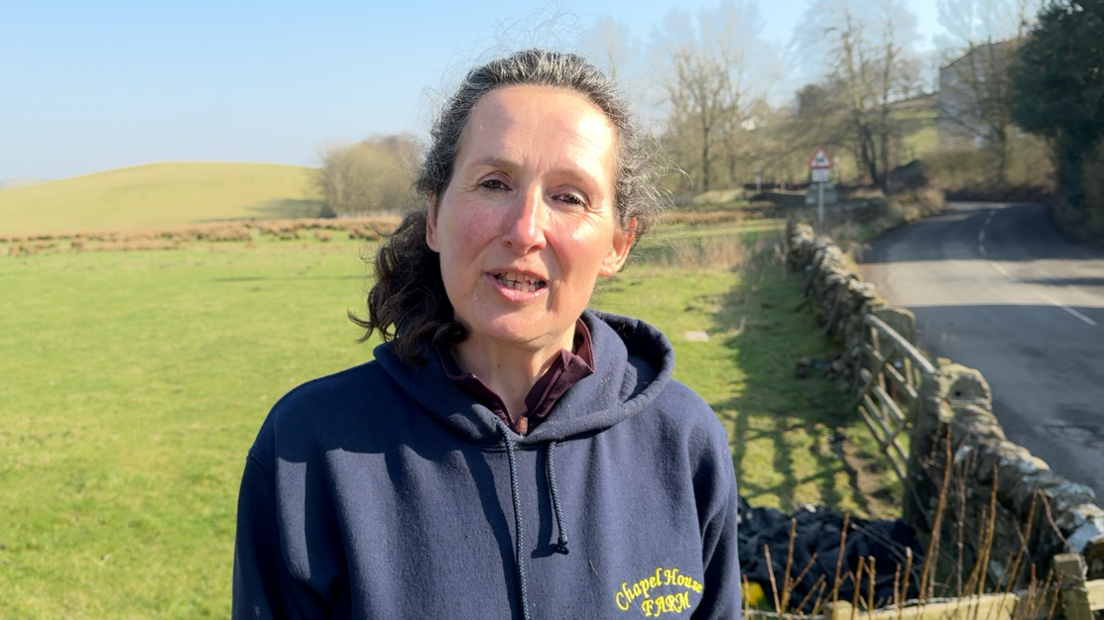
left=851, top=313, right=936, bottom=481
left=749, top=553, right=1103, bottom=620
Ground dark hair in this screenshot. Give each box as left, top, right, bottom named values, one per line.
left=351, top=48, right=662, bottom=364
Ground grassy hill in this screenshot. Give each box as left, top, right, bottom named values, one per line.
left=0, top=162, right=319, bottom=236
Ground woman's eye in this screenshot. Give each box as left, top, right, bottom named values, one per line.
left=479, top=179, right=509, bottom=191
left=557, top=193, right=588, bottom=208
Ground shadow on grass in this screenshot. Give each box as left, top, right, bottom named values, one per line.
left=246, top=198, right=327, bottom=219
left=708, top=254, right=895, bottom=515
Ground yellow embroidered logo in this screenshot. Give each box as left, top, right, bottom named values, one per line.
left=614, top=566, right=703, bottom=616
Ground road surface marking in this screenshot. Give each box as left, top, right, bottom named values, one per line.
left=1037, top=292, right=1098, bottom=326
left=990, top=262, right=1011, bottom=277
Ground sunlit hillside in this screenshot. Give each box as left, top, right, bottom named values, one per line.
left=0, top=162, right=319, bottom=236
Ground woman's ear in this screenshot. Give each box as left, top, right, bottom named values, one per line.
left=425, top=193, right=440, bottom=252
left=598, top=217, right=635, bottom=276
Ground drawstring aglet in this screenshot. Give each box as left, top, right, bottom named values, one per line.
left=546, top=441, right=571, bottom=556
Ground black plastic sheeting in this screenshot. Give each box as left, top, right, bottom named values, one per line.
left=738, top=498, right=925, bottom=611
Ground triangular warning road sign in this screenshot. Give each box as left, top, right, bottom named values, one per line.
left=809, top=146, right=832, bottom=169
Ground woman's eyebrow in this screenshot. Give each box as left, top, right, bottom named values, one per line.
left=469, top=156, right=519, bottom=171
left=467, top=155, right=605, bottom=191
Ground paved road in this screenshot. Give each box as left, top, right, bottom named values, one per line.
left=859, top=202, right=1104, bottom=501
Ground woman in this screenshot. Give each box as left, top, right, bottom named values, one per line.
left=233, top=49, right=740, bottom=619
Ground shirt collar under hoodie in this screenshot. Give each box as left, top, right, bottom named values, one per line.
left=375, top=309, right=674, bottom=448
left=435, top=317, right=596, bottom=436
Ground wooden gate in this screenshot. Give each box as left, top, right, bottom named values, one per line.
left=851, top=313, right=936, bottom=481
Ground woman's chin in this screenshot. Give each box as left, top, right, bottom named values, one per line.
left=464, top=314, right=573, bottom=353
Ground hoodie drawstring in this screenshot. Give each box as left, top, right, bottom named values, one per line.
left=494, top=422, right=573, bottom=620
left=496, top=419, right=531, bottom=620
left=545, top=441, right=570, bottom=555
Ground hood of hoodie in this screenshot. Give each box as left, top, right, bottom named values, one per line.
left=374, top=309, right=675, bottom=447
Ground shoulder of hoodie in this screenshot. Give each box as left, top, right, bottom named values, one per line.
left=246, top=358, right=397, bottom=459
left=643, top=374, right=731, bottom=456
left=589, top=310, right=729, bottom=455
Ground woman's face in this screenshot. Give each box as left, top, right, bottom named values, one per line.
left=426, top=84, right=633, bottom=356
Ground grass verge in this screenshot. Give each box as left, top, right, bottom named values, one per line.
left=599, top=225, right=898, bottom=514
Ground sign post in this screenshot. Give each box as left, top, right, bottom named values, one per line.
left=808, top=146, right=833, bottom=233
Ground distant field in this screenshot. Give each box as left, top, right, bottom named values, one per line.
left=0, top=162, right=319, bottom=236
left=0, top=221, right=895, bottom=617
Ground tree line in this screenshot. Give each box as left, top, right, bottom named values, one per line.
left=1010, top=0, right=1104, bottom=233
left=315, top=0, right=1104, bottom=235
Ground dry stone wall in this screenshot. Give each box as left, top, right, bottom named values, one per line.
left=785, top=220, right=1104, bottom=582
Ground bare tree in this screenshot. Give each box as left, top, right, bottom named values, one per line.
left=314, top=135, right=417, bottom=217
left=794, top=0, right=923, bottom=190
left=583, top=17, right=636, bottom=83
left=786, top=80, right=860, bottom=177
left=653, top=0, right=775, bottom=197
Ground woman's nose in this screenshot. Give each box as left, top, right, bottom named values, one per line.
left=501, top=188, right=547, bottom=253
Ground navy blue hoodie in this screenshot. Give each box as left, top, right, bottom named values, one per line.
left=233, top=311, right=741, bottom=619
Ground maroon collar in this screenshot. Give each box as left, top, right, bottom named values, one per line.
left=436, top=318, right=595, bottom=436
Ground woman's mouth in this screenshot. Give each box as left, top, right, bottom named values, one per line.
left=493, top=271, right=547, bottom=292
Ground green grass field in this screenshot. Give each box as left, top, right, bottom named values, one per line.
left=0, top=162, right=319, bottom=237
left=0, top=224, right=894, bottom=617
left=898, top=108, right=940, bottom=162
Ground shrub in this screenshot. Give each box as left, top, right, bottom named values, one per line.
left=1084, top=144, right=1104, bottom=235
left=314, top=135, right=417, bottom=216
left=925, top=134, right=1054, bottom=198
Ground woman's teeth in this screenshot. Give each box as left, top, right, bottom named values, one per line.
left=495, top=272, right=546, bottom=292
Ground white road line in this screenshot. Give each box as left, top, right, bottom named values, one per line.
left=990, top=262, right=1011, bottom=277
left=1037, top=292, right=1098, bottom=326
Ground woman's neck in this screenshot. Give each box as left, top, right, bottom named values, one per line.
left=451, top=332, right=574, bottom=420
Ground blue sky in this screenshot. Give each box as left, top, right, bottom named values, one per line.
left=1, top=0, right=943, bottom=180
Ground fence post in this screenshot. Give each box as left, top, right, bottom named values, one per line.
left=827, top=600, right=855, bottom=620
left=870, top=306, right=916, bottom=346
left=1055, top=553, right=1093, bottom=620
